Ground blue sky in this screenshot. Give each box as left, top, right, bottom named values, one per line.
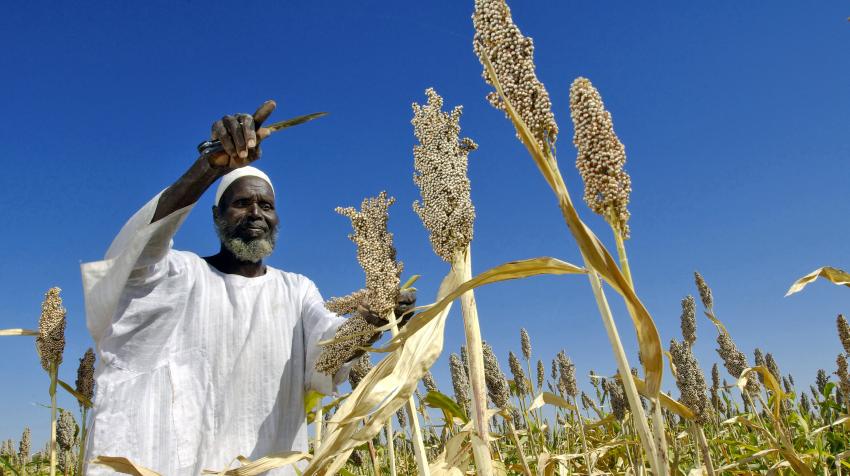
left=1, top=1, right=848, bottom=447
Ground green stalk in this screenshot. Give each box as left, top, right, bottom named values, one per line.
left=452, top=246, right=494, bottom=476
left=48, top=362, right=57, bottom=476
left=572, top=396, right=593, bottom=475
left=507, top=420, right=533, bottom=476
left=77, top=406, right=88, bottom=476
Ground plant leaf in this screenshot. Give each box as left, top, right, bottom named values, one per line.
left=91, top=456, right=162, bottom=476
left=424, top=390, right=469, bottom=423
left=0, top=329, right=37, bottom=336
left=786, top=266, right=850, bottom=296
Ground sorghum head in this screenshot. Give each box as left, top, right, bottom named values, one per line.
left=449, top=353, right=471, bottom=413
left=508, top=351, right=527, bottom=395
left=694, top=272, right=713, bottom=309
left=483, top=342, right=511, bottom=409
left=411, top=88, right=477, bottom=261
left=36, top=287, right=66, bottom=372
left=75, top=348, right=95, bottom=403
left=520, top=328, right=531, bottom=361
left=472, top=0, right=558, bottom=149
left=569, top=77, right=632, bottom=237
left=837, top=314, right=850, bottom=355
left=669, top=339, right=711, bottom=424
left=680, top=295, right=697, bottom=347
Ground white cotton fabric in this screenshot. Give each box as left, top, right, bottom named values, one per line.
left=214, top=166, right=275, bottom=206
left=80, top=191, right=348, bottom=476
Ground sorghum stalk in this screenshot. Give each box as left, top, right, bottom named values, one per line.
left=37, top=288, right=66, bottom=476
left=75, top=348, right=95, bottom=476
left=473, top=1, right=663, bottom=472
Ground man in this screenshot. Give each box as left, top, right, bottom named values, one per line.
left=80, top=101, right=410, bottom=475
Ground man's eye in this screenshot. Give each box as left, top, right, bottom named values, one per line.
left=261, top=203, right=273, bottom=211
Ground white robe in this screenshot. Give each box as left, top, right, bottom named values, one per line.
left=80, top=192, right=349, bottom=475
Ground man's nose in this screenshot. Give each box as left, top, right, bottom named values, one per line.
left=247, top=203, right=262, bottom=218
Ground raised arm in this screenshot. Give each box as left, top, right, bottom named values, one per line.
left=151, top=100, right=277, bottom=223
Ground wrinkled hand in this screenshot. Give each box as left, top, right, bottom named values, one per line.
left=208, top=100, right=277, bottom=169
left=359, top=289, right=417, bottom=336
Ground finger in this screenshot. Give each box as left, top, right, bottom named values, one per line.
left=213, top=119, right=237, bottom=159
left=252, top=100, right=277, bottom=127
left=240, top=114, right=257, bottom=149
left=225, top=116, right=248, bottom=159
left=398, top=289, right=417, bottom=305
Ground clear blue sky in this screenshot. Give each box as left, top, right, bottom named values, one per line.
left=1, top=1, right=848, bottom=447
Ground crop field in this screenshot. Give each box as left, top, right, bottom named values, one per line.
left=1, top=0, right=849, bottom=475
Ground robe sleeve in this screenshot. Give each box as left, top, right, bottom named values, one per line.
left=80, top=191, right=195, bottom=347
left=301, top=279, right=353, bottom=395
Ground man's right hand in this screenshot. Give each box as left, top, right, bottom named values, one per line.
left=208, top=100, right=277, bottom=169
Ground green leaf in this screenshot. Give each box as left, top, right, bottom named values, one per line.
left=423, top=390, right=468, bottom=423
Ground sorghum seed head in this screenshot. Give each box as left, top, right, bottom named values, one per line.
left=788, top=374, right=795, bottom=386
left=57, top=409, right=76, bottom=451
left=520, top=328, right=531, bottom=361
left=449, top=353, right=471, bottom=413
left=336, top=192, right=403, bottom=318
left=75, top=348, right=95, bottom=403
left=483, top=342, right=511, bottom=409
left=316, top=315, right=376, bottom=375
left=569, top=77, right=631, bottom=237
left=422, top=370, right=438, bottom=393
left=508, top=351, right=527, bottom=395
left=753, top=348, right=766, bottom=383
left=711, top=363, right=720, bottom=391
left=396, top=408, right=407, bottom=428
left=765, top=353, right=781, bottom=382
left=782, top=376, right=793, bottom=394
left=836, top=354, right=850, bottom=398
left=556, top=350, right=578, bottom=398
left=799, top=392, right=812, bottom=416
left=36, top=287, right=66, bottom=371
left=694, top=272, right=713, bottom=309
left=411, top=88, right=477, bottom=261
left=716, top=331, right=759, bottom=393
left=349, top=450, right=364, bottom=467
left=325, top=288, right=369, bottom=316
left=348, top=353, right=373, bottom=390
left=680, top=295, right=697, bottom=347
left=603, top=377, right=627, bottom=421
left=669, top=339, right=711, bottom=424
left=837, top=314, right=850, bottom=355
left=460, top=346, right=470, bottom=379
left=18, top=428, right=30, bottom=463
left=816, top=369, right=829, bottom=394
left=472, top=0, right=558, bottom=149
left=536, top=359, right=545, bottom=391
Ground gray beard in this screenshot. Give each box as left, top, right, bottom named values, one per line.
left=214, top=216, right=278, bottom=263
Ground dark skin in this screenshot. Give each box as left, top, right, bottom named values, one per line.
left=150, top=101, right=414, bottom=352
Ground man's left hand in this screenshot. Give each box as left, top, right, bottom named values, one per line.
left=360, top=289, right=417, bottom=329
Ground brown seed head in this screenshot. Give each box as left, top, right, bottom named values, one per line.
left=336, top=192, right=403, bottom=317
left=816, top=368, right=829, bottom=394
left=694, top=272, right=713, bottom=309
left=508, top=351, right=527, bottom=395
left=422, top=370, right=438, bottom=394
left=765, top=353, right=781, bottom=382
left=680, top=295, right=697, bottom=347
left=716, top=331, right=759, bottom=394
left=75, top=348, right=95, bottom=403
left=449, top=353, right=471, bottom=413
left=411, top=88, right=477, bottom=261
left=472, top=0, right=558, bottom=149
left=36, top=287, right=66, bottom=371
left=57, top=409, right=76, bottom=452
left=482, top=342, right=511, bottom=409
left=18, top=427, right=30, bottom=464
left=325, top=288, right=369, bottom=316
left=536, top=359, right=545, bottom=391
left=348, top=353, right=373, bottom=390
left=603, top=377, right=627, bottom=421
left=569, top=77, right=631, bottom=237
left=837, top=314, right=850, bottom=355
left=556, top=350, right=578, bottom=398
left=799, top=392, right=812, bottom=416
left=520, top=328, right=531, bottom=361
left=753, top=348, right=766, bottom=383
left=837, top=354, right=850, bottom=398
left=316, top=315, right=376, bottom=375
left=669, top=339, right=711, bottom=424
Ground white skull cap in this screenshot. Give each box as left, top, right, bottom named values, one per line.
left=214, top=166, right=275, bottom=207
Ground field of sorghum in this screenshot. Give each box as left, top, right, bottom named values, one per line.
left=2, top=0, right=849, bottom=475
